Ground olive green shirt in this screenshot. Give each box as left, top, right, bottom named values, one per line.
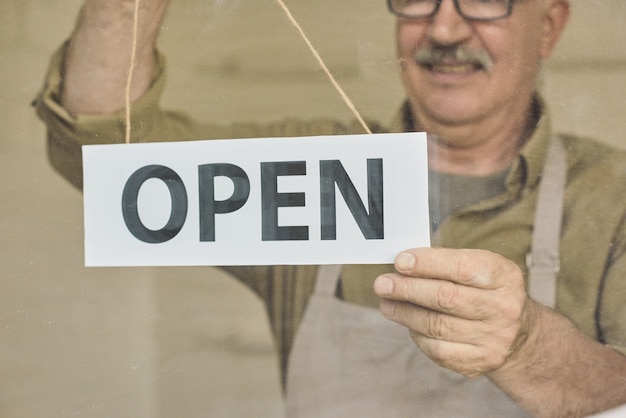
left=35, top=45, right=626, bottom=379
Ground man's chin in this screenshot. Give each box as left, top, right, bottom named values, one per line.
left=418, top=100, right=486, bottom=128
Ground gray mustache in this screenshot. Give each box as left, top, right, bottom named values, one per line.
left=414, top=47, right=494, bottom=73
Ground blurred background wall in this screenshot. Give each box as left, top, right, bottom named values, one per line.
left=1, top=0, right=624, bottom=416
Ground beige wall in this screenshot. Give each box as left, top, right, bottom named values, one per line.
left=159, top=0, right=402, bottom=126
left=543, top=1, right=626, bottom=148
left=1, top=0, right=624, bottom=416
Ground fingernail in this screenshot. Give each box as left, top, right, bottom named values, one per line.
left=374, top=275, right=394, bottom=296
left=379, top=299, right=395, bottom=317
left=395, top=252, right=416, bottom=271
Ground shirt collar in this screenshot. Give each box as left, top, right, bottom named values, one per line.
left=513, top=95, right=552, bottom=192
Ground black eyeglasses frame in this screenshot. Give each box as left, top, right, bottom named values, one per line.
left=386, top=0, right=515, bottom=22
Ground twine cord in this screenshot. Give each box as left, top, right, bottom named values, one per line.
left=124, top=0, right=373, bottom=140
left=125, top=0, right=140, bottom=144
left=274, top=0, right=372, bottom=134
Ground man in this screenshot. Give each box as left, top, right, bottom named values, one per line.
left=35, top=0, right=626, bottom=416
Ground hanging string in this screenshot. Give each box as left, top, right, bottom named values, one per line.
left=125, top=0, right=141, bottom=144
left=124, top=0, right=373, bottom=139
left=274, top=0, right=373, bottom=134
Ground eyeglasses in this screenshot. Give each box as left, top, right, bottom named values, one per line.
left=387, top=0, right=514, bottom=22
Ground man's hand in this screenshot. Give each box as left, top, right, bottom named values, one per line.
left=373, top=247, right=537, bottom=378
left=62, top=0, right=170, bottom=114
left=374, top=247, right=626, bottom=417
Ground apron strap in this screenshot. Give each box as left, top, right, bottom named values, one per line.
left=313, top=264, right=343, bottom=297
left=527, top=135, right=567, bottom=308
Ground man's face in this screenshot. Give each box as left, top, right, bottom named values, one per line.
left=396, top=0, right=565, bottom=133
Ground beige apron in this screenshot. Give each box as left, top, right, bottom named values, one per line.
left=286, top=137, right=566, bottom=417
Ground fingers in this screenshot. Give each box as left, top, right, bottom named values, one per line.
left=379, top=298, right=521, bottom=376
left=393, top=247, right=521, bottom=290
left=374, top=273, right=498, bottom=320
left=373, top=248, right=525, bottom=318
left=380, top=298, right=519, bottom=347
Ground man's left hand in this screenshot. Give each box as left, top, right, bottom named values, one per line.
left=373, top=247, right=538, bottom=378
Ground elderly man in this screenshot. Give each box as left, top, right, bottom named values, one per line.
left=35, top=0, right=626, bottom=416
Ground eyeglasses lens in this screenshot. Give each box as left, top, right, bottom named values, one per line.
left=389, top=0, right=510, bottom=21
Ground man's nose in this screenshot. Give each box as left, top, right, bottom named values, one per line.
left=426, top=0, right=473, bottom=46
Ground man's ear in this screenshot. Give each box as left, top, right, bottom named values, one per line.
left=540, top=0, right=571, bottom=59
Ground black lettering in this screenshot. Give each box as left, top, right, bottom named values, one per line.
left=320, top=159, right=384, bottom=240
left=122, top=165, right=188, bottom=243
left=261, top=161, right=309, bottom=241
left=198, top=163, right=250, bottom=242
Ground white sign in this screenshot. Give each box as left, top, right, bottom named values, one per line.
left=82, top=133, right=430, bottom=266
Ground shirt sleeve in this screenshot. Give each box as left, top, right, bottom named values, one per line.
left=599, top=214, right=626, bottom=357
left=33, top=42, right=211, bottom=189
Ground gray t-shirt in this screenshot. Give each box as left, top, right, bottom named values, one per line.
left=429, top=169, right=510, bottom=231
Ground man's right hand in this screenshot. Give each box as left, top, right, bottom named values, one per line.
left=62, top=0, right=169, bottom=114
